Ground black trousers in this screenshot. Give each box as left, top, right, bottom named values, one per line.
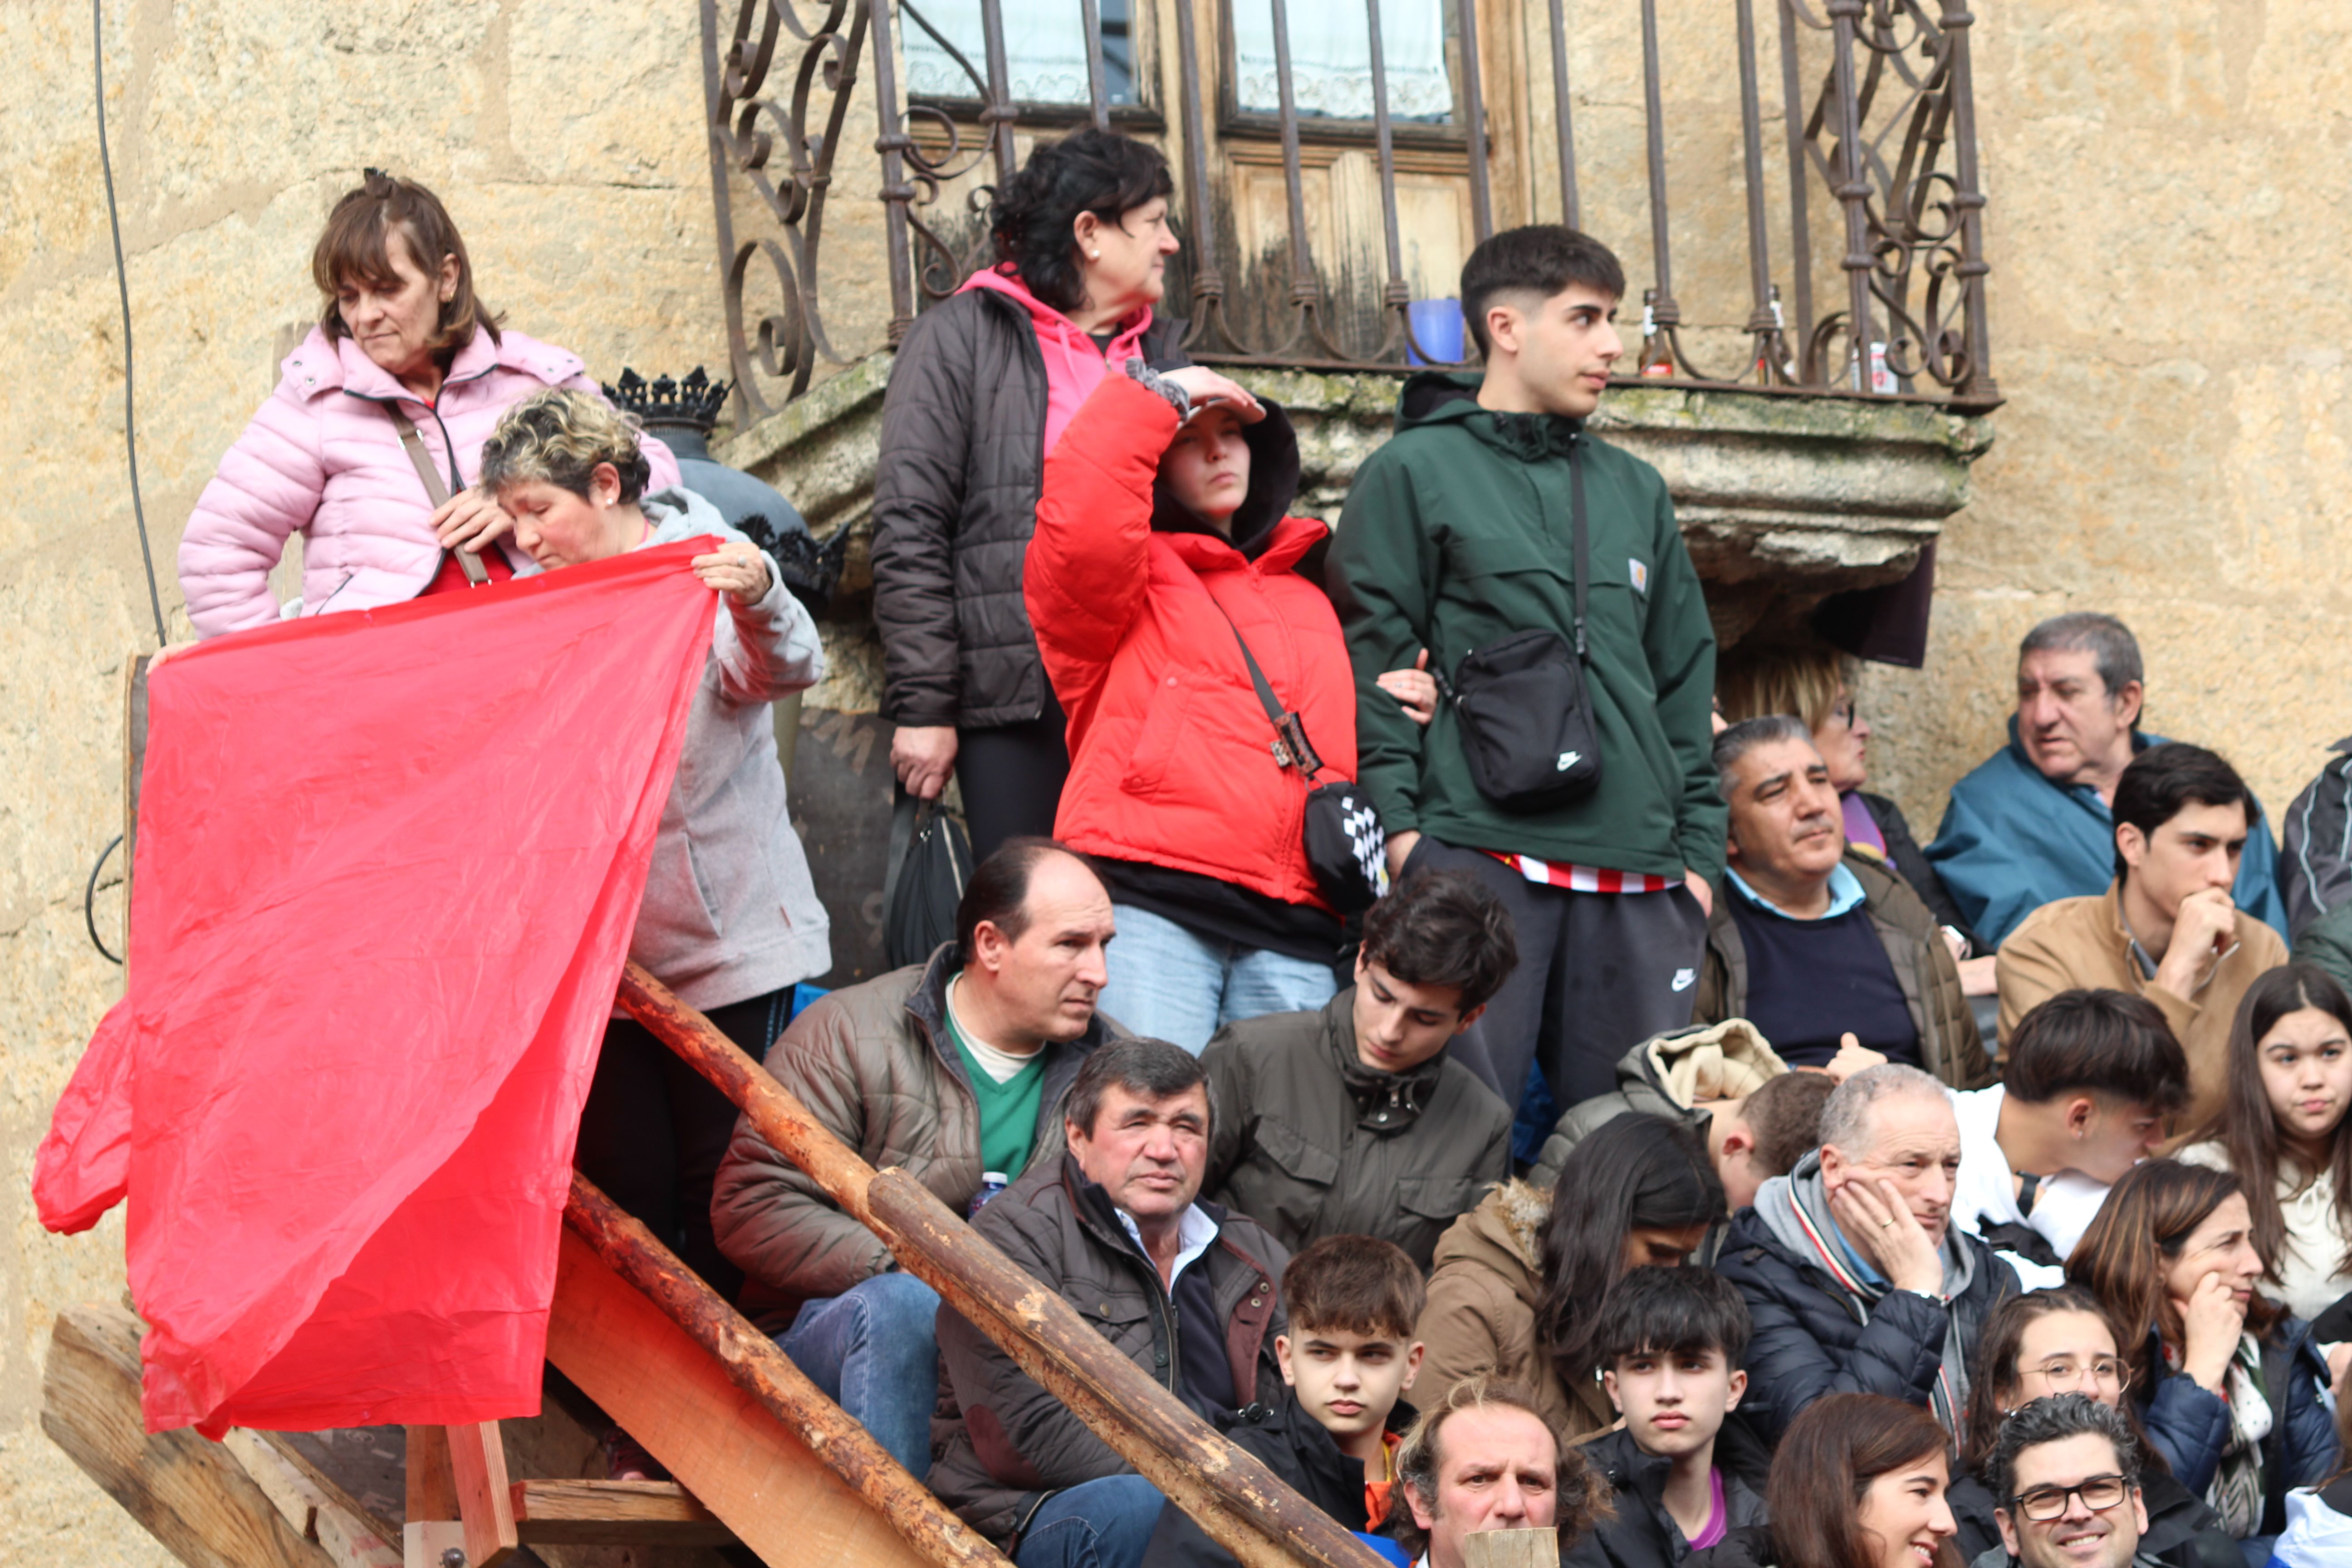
left=1402, top=836, right=1708, bottom=1114
left=956, top=688, right=1071, bottom=861
left=573, top=987, right=791, bottom=1302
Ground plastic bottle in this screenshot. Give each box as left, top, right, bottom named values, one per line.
left=970, top=1172, right=1010, bottom=1217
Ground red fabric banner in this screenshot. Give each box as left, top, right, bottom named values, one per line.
left=35, top=541, right=719, bottom=1434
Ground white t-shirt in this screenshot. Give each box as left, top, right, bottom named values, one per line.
left=1949, top=1085, right=2112, bottom=1287
left=945, top=976, right=1046, bottom=1084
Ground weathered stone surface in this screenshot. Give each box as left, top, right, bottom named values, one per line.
left=8, top=1, right=2352, bottom=1559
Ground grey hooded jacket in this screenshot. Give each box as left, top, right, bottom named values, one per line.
left=628, top=485, right=831, bottom=1007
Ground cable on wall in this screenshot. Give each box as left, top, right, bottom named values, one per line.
left=94, top=0, right=168, bottom=649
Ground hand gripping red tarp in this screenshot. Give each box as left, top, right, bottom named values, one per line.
left=35, top=540, right=719, bottom=1434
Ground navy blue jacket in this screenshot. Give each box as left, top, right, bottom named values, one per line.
left=2132, top=1319, right=2338, bottom=1537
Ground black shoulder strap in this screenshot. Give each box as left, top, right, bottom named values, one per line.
left=1206, top=594, right=1323, bottom=778
left=1568, top=432, right=1590, bottom=660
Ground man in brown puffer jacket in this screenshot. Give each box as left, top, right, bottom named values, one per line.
left=710, top=842, right=1121, bottom=1479
left=931, top=1038, right=1289, bottom=1560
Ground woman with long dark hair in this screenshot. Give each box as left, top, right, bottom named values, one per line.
left=1948, top=1287, right=2237, bottom=1568
left=1690, top=1392, right=1960, bottom=1568
left=2178, top=963, right=2352, bottom=1321
left=1416, top=1112, right=1722, bottom=1446
left=2067, top=1159, right=2340, bottom=1542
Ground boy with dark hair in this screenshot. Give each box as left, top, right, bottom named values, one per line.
left=1999, top=744, right=2286, bottom=1133
left=1142, top=1235, right=1428, bottom=1568
left=1200, top=871, right=1516, bottom=1267
left=1566, top=1267, right=1767, bottom=1568
left=1951, top=988, right=2190, bottom=1284
left=1330, top=224, right=1723, bottom=1138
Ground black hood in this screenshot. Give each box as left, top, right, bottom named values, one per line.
left=1152, top=397, right=1304, bottom=559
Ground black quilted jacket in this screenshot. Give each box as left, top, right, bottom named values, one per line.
left=870, top=288, right=1187, bottom=729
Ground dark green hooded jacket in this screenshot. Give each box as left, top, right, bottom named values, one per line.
left=1329, top=372, right=1725, bottom=881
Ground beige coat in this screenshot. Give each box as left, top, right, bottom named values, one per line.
left=1998, top=883, right=2286, bottom=1135
left=1412, top=1180, right=1612, bottom=1450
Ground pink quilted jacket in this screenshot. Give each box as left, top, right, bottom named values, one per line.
left=178, top=323, right=679, bottom=638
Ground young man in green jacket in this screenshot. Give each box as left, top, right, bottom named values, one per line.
left=1330, top=225, right=1724, bottom=1128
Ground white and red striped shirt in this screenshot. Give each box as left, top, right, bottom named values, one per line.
left=1485, top=851, right=1679, bottom=895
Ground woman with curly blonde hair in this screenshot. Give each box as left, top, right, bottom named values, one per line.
left=477, top=390, right=828, bottom=1367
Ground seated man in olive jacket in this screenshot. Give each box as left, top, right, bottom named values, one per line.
left=710, top=841, right=1120, bottom=1480
left=933, top=1038, right=1291, bottom=1568
left=1198, top=869, right=1517, bottom=1270
left=1697, top=717, right=1991, bottom=1091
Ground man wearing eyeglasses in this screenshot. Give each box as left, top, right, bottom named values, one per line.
left=1988, top=1394, right=2159, bottom=1568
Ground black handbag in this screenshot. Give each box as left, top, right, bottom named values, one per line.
left=884, top=792, right=976, bottom=968
left=1210, top=609, right=1389, bottom=914
left=1433, top=436, right=1604, bottom=812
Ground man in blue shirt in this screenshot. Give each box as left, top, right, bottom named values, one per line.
left=1925, top=612, right=2284, bottom=948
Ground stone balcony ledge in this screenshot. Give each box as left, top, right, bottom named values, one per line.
left=717, top=353, right=1994, bottom=666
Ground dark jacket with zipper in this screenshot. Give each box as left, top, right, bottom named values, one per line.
left=1565, top=1424, right=1770, bottom=1568
left=871, top=286, right=1188, bottom=730
left=1695, top=849, right=1993, bottom=1091
left=1140, top=1392, right=1414, bottom=1568
left=1711, top=1192, right=2015, bottom=1444
left=1328, top=372, right=1725, bottom=882
left=2127, top=1319, right=2340, bottom=1536
left=709, top=945, right=1112, bottom=1333
left=932, top=1154, right=1289, bottom=1546
left=1856, top=789, right=1979, bottom=952
left=1200, top=988, right=1511, bottom=1269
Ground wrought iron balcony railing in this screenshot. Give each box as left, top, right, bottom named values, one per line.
left=701, top=0, right=1997, bottom=425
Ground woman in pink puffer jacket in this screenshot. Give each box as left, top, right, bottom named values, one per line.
left=177, top=170, right=676, bottom=639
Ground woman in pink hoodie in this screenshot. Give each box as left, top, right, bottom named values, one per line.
left=870, top=129, right=1187, bottom=858
left=176, top=171, right=676, bottom=639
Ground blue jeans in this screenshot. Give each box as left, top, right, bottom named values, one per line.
left=1015, top=1475, right=1167, bottom=1568
left=777, top=1273, right=940, bottom=1479
left=1100, top=904, right=1338, bottom=1054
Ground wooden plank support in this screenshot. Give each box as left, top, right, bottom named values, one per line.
left=615, top=963, right=1387, bottom=1568
left=40, top=1302, right=336, bottom=1568
left=546, top=1221, right=964, bottom=1568
left=404, top=1426, right=456, bottom=1526
left=444, top=1422, right=517, bottom=1568
left=221, top=1431, right=402, bottom=1568
left=510, top=1479, right=735, bottom=1545
left=563, top=1173, right=1004, bottom=1568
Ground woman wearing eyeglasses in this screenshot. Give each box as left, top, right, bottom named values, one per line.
left=1950, top=1287, right=2238, bottom=1568
left=2068, top=1161, right=2341, bottom=1546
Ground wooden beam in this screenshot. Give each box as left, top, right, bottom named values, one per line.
left=616, top=964, right=1388, bottom=1568
left=444, top=1423, right=517, bottom=1568
left=564, top=1175, right=1000, bottom=1568
left=221, top=1431, right=402, bottom=1568
left=510, top=1479, right=735, bottom=1545
left=40, top=1303, right=336, bottom=1568
left=546, top=1225, right=964, bottom=1568
left=403, top=1426, right=456, bottom=1525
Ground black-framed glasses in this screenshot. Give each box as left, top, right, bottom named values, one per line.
left=2009, top=1475, right=2131, bottom=1522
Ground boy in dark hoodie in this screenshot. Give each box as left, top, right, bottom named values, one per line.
left=1329, top=225, right=1724, bottom=1136
left=1140, top=1235, right=1426, bottom=1568
left=1568, top=1267, right=1769, bottom=1568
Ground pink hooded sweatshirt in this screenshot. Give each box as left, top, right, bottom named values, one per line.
left=178, top=323, right=679, bottom=639
left=957, top=267, right=1158, bottom=454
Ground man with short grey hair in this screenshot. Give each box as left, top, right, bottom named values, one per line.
left=1713, top=1063, right=2016, bottom=1442
left=1925, top=612, right=2285, bottom=948
left=1694, top=718, right=1989, bottom=1088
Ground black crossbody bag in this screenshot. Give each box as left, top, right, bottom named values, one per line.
left=1431, top=435, right=1605, bottom=811
left=1209, top=608, right=1389, bottom=913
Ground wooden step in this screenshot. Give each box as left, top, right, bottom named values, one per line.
left=509, top=1479, right=734, bottom=1546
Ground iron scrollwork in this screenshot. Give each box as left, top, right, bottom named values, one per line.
left=704, top=0, right=872, bottom=421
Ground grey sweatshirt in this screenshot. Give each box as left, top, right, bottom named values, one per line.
left=626, top=485, right=832, bottom=1007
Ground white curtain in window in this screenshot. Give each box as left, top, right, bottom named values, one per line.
left=901, top=0, right=1093, bottom=104
left=1230, top=0, right=1451, bottom=120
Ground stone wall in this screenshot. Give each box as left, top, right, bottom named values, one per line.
left=2, top=0, right=2347, bottom=1560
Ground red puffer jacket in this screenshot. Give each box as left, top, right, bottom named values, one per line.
left=1025, top=375, right=1357, bottom=911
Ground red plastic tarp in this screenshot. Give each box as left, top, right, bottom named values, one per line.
left=35, top=540, right=719, bottom=1435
